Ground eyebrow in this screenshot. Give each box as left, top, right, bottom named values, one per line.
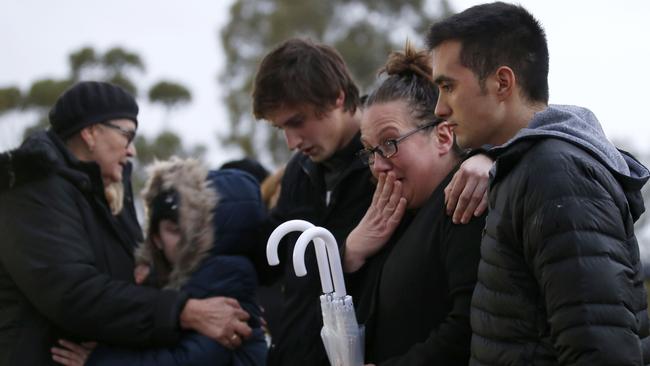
left=360, top=125, right=400, bottom=146
left=279, top=112, right=304, bottom=127
left=433, top=75, right=455, bottom=85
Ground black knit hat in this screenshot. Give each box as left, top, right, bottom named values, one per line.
left=49, top=81, right=139, bottom=139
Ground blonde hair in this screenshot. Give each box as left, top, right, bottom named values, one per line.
left=260, top=165, right=285, bottom=209
left=104, top=181, right=124, bottom=215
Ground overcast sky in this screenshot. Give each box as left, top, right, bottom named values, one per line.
left=1, top=0, right=649, bottom=166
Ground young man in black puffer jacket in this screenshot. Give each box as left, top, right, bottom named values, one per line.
left=428, top=3, right=649, bottom=365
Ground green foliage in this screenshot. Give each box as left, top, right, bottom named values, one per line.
left=102, top=47, right=145, bottom=77
left=24, top=79, right=73, bottom=110
left=0, top=87, right=22, bottom=113
left=131, top=131, right=207, bottom=194
left=148, top=81, right=192, bottom=110
left=135, top=132, right=183, bottom=163
left=219, top=0, right=452, bottom=165
left=108, top=74, right=138, bottom=95
left=69, top=47, right=97, bottom=80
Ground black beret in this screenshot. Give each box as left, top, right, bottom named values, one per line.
left=49, top=81, right=138, bottom=139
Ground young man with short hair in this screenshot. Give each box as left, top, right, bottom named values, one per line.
left=252, top=38, right=374, bottom=366
left=428, top=3, right=650, bottom=364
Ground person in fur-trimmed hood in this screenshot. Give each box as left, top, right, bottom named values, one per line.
left=53, top=157, right=268, bottom=365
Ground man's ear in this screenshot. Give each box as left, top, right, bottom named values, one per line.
left=494, top=66, right=515, bottom=100
left=434, top=121, right=455, bottom=155
left=335, top=90, right=345, bottom=108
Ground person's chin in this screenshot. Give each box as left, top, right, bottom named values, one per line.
left=308, top=154, right=325, bottom=162
left=302, top=148, right=324, bottom=162
left=110, top=172, right=123, bottom=184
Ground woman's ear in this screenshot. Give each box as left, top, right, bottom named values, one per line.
left=79, top=126, right=97, bottom=152
left=434, top=121, right=455, bottom=155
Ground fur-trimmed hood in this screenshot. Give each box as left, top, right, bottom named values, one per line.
left=138, top=157, right=218, bottom=290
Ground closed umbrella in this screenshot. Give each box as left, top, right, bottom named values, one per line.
left=293, top=226, right=364, bottom=366
left=266, top=219, right=333, bottom=293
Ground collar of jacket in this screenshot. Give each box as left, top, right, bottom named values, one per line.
left=0, top=130, right=106, bottom=195
left=489, top=136, right=647, bottom=221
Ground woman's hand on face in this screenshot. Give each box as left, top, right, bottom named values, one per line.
left=51, top=339, right=97, bottom=366
left=444, top=153, right=493, bottom=224
left=344, top=172, right=407, bottom=272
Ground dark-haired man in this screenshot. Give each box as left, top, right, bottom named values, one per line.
left=252, top=37, right=374, bottom=366
left=428, top=2, right=649, bottom=364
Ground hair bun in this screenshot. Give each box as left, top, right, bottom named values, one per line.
left=380, top=40, right=434, bottom=84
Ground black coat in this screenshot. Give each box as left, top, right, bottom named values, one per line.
left=0, top=131, right=187, bottom=365
left=353, top=169, right=485, bottom=366
left=471, top=138, right=650, bottom=365
left=256, top=134, right=375, bottom=366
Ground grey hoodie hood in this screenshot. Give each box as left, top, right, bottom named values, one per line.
left=489, top=104, right=648, bottom=221
left=492, top=104, right=648, bottom=181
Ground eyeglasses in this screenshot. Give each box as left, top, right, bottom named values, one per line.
left=357, top=120, right=442, bottom=166
left=101, top=122, right=136, bottom=148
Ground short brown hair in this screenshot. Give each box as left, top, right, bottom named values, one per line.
left=252, top=38, right=360, bottom=120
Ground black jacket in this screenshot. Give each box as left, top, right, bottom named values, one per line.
left=470, top=105, right=650, bottom=365
left=354, top=169, right=485, bottom=366
left=257, top=134, right=375, bottom=366
left=0, top=131, right=187, bottom=365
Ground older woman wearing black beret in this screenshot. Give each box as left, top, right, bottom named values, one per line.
left=0, top=81, right=251, bottom=366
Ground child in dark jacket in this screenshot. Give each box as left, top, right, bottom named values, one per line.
left=52, top=157, right=267, bottom=366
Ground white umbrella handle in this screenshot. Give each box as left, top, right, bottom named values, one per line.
left=266, top=220, right=334, bottom=294
left=294, top=226, right=347, bottom=298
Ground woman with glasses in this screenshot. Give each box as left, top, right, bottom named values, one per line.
left=0, top=81, right=251, bottom=365
left=343, top=43, right=486, bottom=366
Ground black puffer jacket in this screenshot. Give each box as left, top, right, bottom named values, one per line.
left=0, top=131, right=187, bottom=365
left=471, top=105, right=650, bottom=365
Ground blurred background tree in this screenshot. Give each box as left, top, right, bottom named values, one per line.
left=149, top=81, right=192, bottom=128
left=219, top=0, right=453, bottom=167
left=0, top=46, right=204, bottom=195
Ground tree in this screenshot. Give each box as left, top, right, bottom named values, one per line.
left=131, top=131, right=206, bottom=194
left=148, top=81, right=192, bottom=127
left=0, top=87, right=22, bottom=113
left=219, top=0, right=453, bottom=166
left=69, top=47, right=98, bottom=81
